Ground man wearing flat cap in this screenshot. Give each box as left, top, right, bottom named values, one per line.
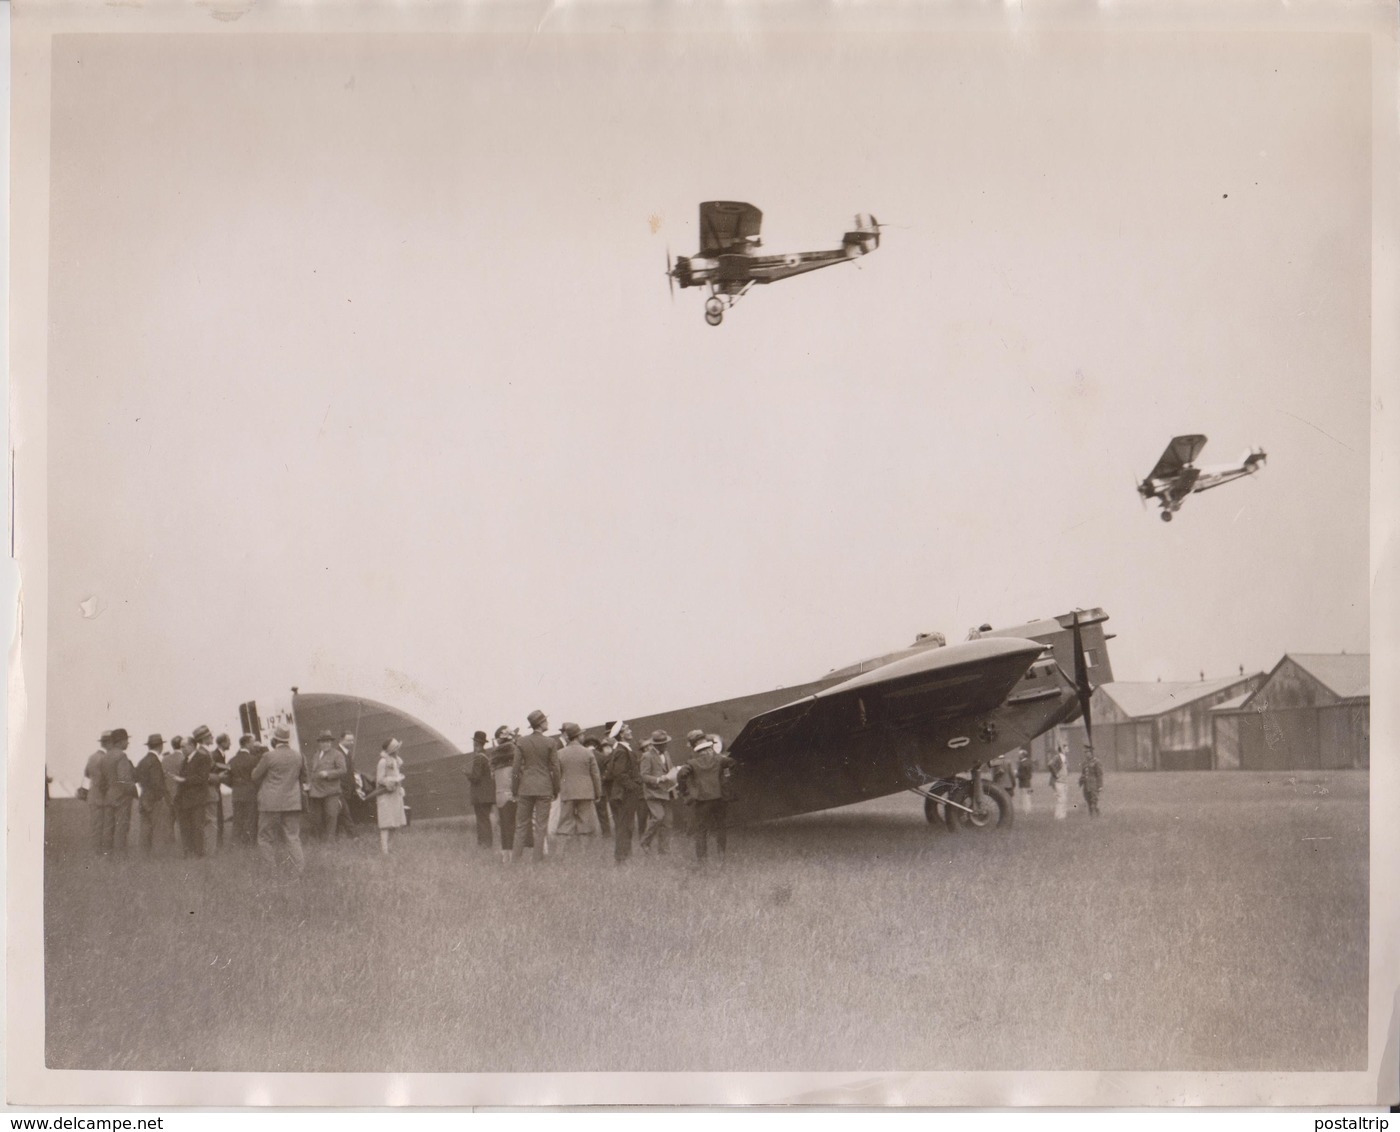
left=134, top=734, right=173, bottom=855
left=555, top=723, right=601, bottom=851
left=510, top=710, right=561, bottom=863
left=465, top=730, right=497, bottom=850
left=639, top=729, right=677, bottom=855
left=308, top=730, right=348, bottom=841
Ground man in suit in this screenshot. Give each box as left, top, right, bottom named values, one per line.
left=583, top=736, right=612, bottom=836
left=510, top=710, right=560, bottom=864
left=253, top=724, right=306, bottom=874
left=554, top=722, right=601, bottom=853
left=679, top=729, right=737, bottom=865
left=82, top=732, right=111, bottom=855
left=214, top=733, right=234, bottom=848
left=173, top=732, right=213, bottom=857
left=465, top=730, right=496, bottom=849
left=307, top=730, right=347, bottom=840
left=605, top=722, right=645, bottom=865
left=336, top=732, right=360, bottom=839
left=639, top=729, right=677, bottom=855
left=96, top=729, right=138, bottom=856
left=227, top=735, right=261, bottom=846
left=133, top=733, right=173, bottom=855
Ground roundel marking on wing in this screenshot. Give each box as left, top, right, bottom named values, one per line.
left=784, top=253, right=801, bottom=267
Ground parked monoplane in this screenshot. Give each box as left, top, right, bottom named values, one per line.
left=296, top=608, right=1113, bottom=835
left=1137, top=434, right=1267, bottom=522
left=666, top=201, right=881, bottom=325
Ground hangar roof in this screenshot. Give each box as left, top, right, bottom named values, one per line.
left=1099, top=674, right=1259, bottom=719
left=1285, top=653, right=1369, bottom=701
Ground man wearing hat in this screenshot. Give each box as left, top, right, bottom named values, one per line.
left=465, top=730, right=497, bottom=850
left=510, top=710, right=561, bottom=863
left=336, top=732, right=360, bottom=839
left=191, top=726, right=224, bottom=856
left=639, top=729, right=677, bottom=855
left=307, top=730, right=348, bottom=840
left=95, top=729, right=138, bottom=856
left=172, top=735, right=212, bottom=857
left=678, top=729, right=736, bottom=865
left=252, top=724, right=306, bottom=874
left=554, top=723, right=602, bottom=850
left=134, top=734, right=173, bottom=855
left=226, top=734, right=262, bottom=846
left=490, top=725, right=522, bottom=861
left=81, top=732, right=111, bottom=854
left=604, top=722, right=645, bottom=864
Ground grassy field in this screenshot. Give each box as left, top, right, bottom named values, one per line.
left=44, top=770, right=1368, bottom=1073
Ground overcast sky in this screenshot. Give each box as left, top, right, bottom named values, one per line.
left=41, top=22, right=1372, bottom=781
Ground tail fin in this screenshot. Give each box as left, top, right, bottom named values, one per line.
left=842, top=213, right=881, bottom=257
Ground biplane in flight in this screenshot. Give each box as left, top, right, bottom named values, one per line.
left=292, top=609, right=1113, bottom=836
left=666, top=201, right=881, bottom=325
left=1137, top=434, right=1267, bottom=522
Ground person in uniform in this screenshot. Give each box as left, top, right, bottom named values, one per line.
left=554, top=722, right=601, bottom=852
left=82, top=732, right=112, bottom=855
left=252, top=724, right=305, bottom=874
left=466, top=730, right=496, bottom=850
left=639, top=729, right=677, bottom=855
left=678, top=729, right=736, bottom=865
left=510, top=710, right=560, bottom=863
left=307, top=730, right=347, bottom=840
left=172, top=734, right=212, bottom=857
left=604, top=722, right=644, bottom=865
left=1079, top=748, right=1104, bottom=817
left=134, top=733, right=172, bottom=855
left=375, top=738, right=408, bottom=854
left=1048, top=742, right=1070, bottom=821
left=97, top=729, right=138, bottom=856
left=227, top=735, right=261, bottom=845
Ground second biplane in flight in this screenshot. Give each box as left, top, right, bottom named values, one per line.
left=666, top=201, right=881, bottom=326
left=1137, top=434, right=1268, bottom=522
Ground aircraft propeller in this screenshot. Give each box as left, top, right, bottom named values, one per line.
left=665, top=248, right=675, bottom=301
left=1069, top=610, right=1095, bottom=754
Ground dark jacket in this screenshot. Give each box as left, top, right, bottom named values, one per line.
left=133, top=751, right=168, bottom=807
left=1079, top=759, right=1103, bottom=793
left=176, top=748, right=212, bottom=811
left=467, top=750, right=496, bottom=805
left=227, top=748, right=260, bottom=803
left=604, top=743, right=643, bottom=801
left=680, top=749, right=735, bottom=802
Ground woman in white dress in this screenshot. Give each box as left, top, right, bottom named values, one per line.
left=376, top=738, right=408, bottom=854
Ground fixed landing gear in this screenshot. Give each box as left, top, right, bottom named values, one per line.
left=1161, top=511, right=1174, bottom=523
left=704, top=297, right=725, bottom=327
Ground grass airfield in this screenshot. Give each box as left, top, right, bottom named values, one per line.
left=44, top=770, right=1368, bottom=1073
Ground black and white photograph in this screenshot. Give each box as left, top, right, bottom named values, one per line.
left=6, top=0, right=1398, bottom=1109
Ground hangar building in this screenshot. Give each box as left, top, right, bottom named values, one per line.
left=1211, top=653, right=1369, bottom=770
left=1060, top=672, right=1264, bottom=771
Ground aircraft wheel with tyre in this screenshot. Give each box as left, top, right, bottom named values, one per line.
left=1161, top=511, right=1173, bottom=522
left=943, top=782, right=1013, bottom=833
left=923, top=784, right=953, bottom=826
left=705, top=297, right=724, bottom=326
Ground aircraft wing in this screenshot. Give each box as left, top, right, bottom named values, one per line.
left=728, top=636, right=1046, bottom=764
left=698, top=201, right=763, bottom=257
left=1145, top=434, right=1208, bottom=483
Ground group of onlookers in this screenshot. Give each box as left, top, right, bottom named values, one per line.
left=77, top=724, right=413, bottom=874
left=465, top=710, right=736, bottom=866
left=997, top=745, right=1103, bottom=819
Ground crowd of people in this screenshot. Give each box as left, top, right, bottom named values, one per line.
left=465, top=711, right=737, bottom=867
left=72, top=709, right=737, bottom=874
left=996, top=744, right=1103, bottom=819
left=76, top=724, right=409, bottom=872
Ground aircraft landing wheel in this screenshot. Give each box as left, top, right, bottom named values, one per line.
left=1161, top=511, right=1173, bottom=523
left=705, top=308, right=724, bottom=327
left=943, top=782, right=1013, bottom=833
left=923, top=785, right=953, bottom=826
